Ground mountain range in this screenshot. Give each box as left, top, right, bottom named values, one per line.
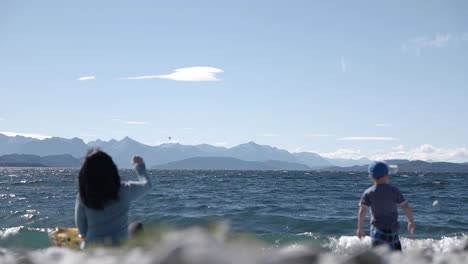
left=0, top=154, right=81, bottom=167
left=1, top=133, right=467, bottom=172
left=0, top=133, right=362, bottom=168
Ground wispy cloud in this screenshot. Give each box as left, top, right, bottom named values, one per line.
left=340, top=57, right=347, bottom=72
left=305, top=133, right=333, bottom=137
left=112, top=119, right=149, bottom=125
left=154, top=139, right=179, bottom=145
left=123, top=67, right=223, bottom=82
left=77, top=76, right=96, bottom=81
left=292, top=146, right=319, bottom=153
left=392, top=145, right=405, bottom=150
left=402, top=33, right=456, bottom=54
left=376, top=123, right=392, bottom=127
left=0, top=117, right=4, bottom=121
left=214, top=142, right=228, bottom=146
left=337, top=136, right=399, bottom=141
left=321, top=148, right=363, bottom=159
left=412, top=34, right=451, bottom=48
left=0, top=131, right=51, bottom=140
left=259, top=133, right=279, bottom=137
left=292, top=147, right=304, bottom=153
left=183, top=128, right=194, bottom=131
left=370, top=144, right=468, bottom=163
left=319, top=144, right=468, bottom=162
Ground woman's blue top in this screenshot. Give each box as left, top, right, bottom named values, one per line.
left=75, top=162, right=152, bottom=246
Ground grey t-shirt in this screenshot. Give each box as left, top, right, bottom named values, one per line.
left=359, top=183, right=406, bottom=232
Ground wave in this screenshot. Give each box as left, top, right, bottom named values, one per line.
left=325, top=234, right=468, bottom=255
left=0, top=226, right=51, bottom=249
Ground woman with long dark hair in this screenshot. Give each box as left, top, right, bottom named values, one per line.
left=75, top=149, right=152, bottom=247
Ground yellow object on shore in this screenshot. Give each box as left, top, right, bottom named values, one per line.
left=48, top=227, right=84, bottom=250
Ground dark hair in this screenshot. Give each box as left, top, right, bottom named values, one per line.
left=79, top=149, right=121, bottom=209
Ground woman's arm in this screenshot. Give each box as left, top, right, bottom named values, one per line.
left=123, top=156, right=153, bottom=201
left=75, top=195, right=87, bottom=237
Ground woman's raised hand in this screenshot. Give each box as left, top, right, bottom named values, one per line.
left=132, top=155, right=144, bottom=164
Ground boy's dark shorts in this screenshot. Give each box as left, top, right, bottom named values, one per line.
left=370, top=225, right=402, bottom=251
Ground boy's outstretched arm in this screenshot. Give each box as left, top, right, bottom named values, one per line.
left=401, top=202, right=415, bottom=234
left=356, top=206, right=367, bottom=239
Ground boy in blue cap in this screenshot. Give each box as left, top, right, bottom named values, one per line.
left=356, top=161, right=415, bottom=251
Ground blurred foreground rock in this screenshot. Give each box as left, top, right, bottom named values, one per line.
left=1, top=228, right=467, bottom=264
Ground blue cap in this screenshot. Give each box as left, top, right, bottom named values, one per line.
left=368, top=161, right=389, bottom=179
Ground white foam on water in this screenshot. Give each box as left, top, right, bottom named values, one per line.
left=325, top=235, right=372, bottom=254
left=0, top=194, right=16, bottom=198
left=21, top=214, right=34, bottom=219
left=296, top=232, right=321, bottom=239
left=401, top=235, right=468, bottom=253
left=0, top=226, right=23, bottom=239
left=0, top=226, right=50, bottom=241
left=324, top=234, right=468, bottom=254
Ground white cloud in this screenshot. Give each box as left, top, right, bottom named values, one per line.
left=123, top=67, right=223, bottom=82
left=412, top=34, right=451, bottom=48
left=0, top=117, right=4, bottom=121
left=214, top=142, right=228, bottom=146
left=183, top=128, right=194, bottom=131
left=392, top=145, right=405, bottom=150
left=77, top=76, right=96, bottom=81
left=340, top=57, right=347, bottom=72
left=337, top=136, right=399, bottom=141
left=402, top=33, right=456, bottom=55
left=318, top=144, right=468, bottom=162
left=259, top=133, right=279, bottom=137
left=376, top=123, right=392, bottom=127
left=112, top=119, right=149, bottom=125
left=0, top=131, right=51, bottom=140
left=419, top=144, right=436, bottom=153
left=369, top=144, right=468, bottom=163
left=321, top=149, right=363, bottom=159
left=292, top=147, right=319, bottom=153
left=292, top=147, right=304, bottom=153
left=305, top=133, right=333, bottom=137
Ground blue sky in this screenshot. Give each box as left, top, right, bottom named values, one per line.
left=1, top=0, right=468, bottom=161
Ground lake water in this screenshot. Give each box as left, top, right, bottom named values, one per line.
left=0, top=168, right=467, bottom=263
